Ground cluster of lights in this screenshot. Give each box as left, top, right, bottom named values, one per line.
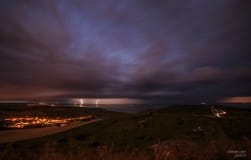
left=211, top=106, right=227, bottom=118
left=4, top=116, right=93, bottom=129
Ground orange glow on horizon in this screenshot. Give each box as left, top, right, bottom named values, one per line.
left=219, top=96, right=251, bottom=104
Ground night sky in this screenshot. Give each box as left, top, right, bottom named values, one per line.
left=0, top=0, right=251, bottom=104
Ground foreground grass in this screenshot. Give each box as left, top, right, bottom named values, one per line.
left=1, top=137, right=250, bottom=160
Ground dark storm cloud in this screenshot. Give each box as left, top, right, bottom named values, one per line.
left=0, top=0, right=251, bottom=103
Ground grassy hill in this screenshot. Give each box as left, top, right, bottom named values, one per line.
left=0, top=105, right=251, bottom=160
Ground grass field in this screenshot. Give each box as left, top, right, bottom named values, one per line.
left=0, top=104, right=250, bottom=160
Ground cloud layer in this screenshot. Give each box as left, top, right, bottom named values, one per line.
left=0, top=0, right=251, bottom=103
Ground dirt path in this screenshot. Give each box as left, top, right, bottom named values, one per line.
left=0, top=119, right=101, bottom=143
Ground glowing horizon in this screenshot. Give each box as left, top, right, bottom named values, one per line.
left=72, top=98, right=144, bottom=105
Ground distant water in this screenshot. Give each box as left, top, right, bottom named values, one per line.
left=54, top=104, right=156, bottom=113
left=92, top=104, right=167, bottom=113
left=48, top=104, right=162, bottom=113
left=0, top=102, right=168, bottom=113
